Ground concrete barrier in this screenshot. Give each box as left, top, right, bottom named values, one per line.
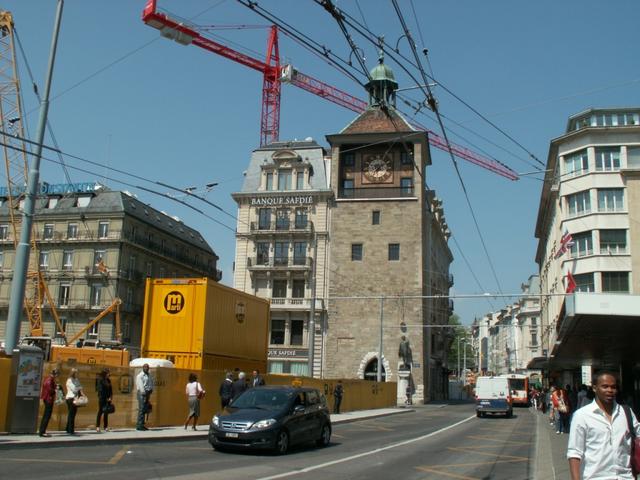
left=0, top=357, right=12, bottom=432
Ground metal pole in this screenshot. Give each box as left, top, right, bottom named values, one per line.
left=457, top=336, right=460, bottom=381
left=376, top=297, right=384, bottom=382
left=463, top=339, right=467, bottom=384
left=5, top=0, right=64, bottom=355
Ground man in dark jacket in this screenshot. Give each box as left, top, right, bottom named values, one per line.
left=333, top=380, right=344, bottom=414
left=219, top=372, right=234, bottom=408
left=39, top=368, right=60, bottom=437
left=251, top=369, right=266, bottom=388
left=231, top=371, right=248, bottom=400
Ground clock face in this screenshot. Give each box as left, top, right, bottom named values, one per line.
left=363, top=154, right=392, bottom=183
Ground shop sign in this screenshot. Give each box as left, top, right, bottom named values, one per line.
left=251, top=195, right=314, bottom=206
left=268, top=348, right=309, bottom=358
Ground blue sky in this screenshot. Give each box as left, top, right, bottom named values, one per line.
left=4, top=0, right=640, bottom=325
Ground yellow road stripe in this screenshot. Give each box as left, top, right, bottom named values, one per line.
left=417, top=459, right=527, bottom=469
left=3, top=457, right=109, bottom=465
left=108, top=445, right=129, bottom=465
left=416, top=466, right=480, bottom=480
left=447, top=446, right=528, bottom=461
left=465, top=435, right=530, bottom=445
left=457, top=442, right=532, bottom=449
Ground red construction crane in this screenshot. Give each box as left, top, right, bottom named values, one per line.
left=141, top=0, right=518, bottom=180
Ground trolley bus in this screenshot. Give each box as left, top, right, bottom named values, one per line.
left=500, top=374, right=529, bottom=406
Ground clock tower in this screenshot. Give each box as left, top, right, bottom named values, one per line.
left=323, top=55, right=453, bottom=403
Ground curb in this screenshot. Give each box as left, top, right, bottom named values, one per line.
left=0, top=409, right=414, bottom=449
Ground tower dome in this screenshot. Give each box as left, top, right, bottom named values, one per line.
left=365, top=51, right=398, bottom=108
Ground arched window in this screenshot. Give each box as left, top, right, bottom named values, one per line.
left=363, top=358, right=386, bottom=381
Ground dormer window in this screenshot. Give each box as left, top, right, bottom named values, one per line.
left=278, top=169, right=292, bottom=191
left=265, top=172, right=273, bottom=191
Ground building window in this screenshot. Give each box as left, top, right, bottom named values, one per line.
left=0, top=251, right=3, bottom=268
left=270, top=319, right=285, bottom=345
left=600, top=229, right=627, bottom=254
left=573, top=273, right=594, bottom=293
left=343, top=152, right=355, bottom=167
left=256, top=242, right=269, bottom=265
left=531, top=333, right=538, bottom=346
left=293, top=242, right=307, bottom=265
left=342, top=179, right=354, bottom=196
left=126, top=286, right=134, bottom=306
left=276, top=209, right=290, bottom=230
left=563, top=149, right=588, bottom=177
left=400, top=151, right=413, bottom=165
left=90, top=284, right=103, bottom=307
left=62, top=250, right=73, bottom=270
left=531, top=317, right=537, bottom=326
left=265, top=172, right=273, bottom=191
left=258, top=208, right=271, bottom=230
left=98, top=221, right=109, bottom=239
left=0, top=224, right=8, bottom=240
left=76, top=195, right=91, bottom=208
left=128, top=255, right=136, bottom=279
left=268, top=361, right=284, bottom=373
left=570, top=231, right=593, bottom=258
left=43, top=224, right=54, bottom=240
left=566, top=190, right=591, bottom=217
left=294, top=208, right=308, bottom=229
left=89, top=319, right=99, bottom=337
left=58, top=284, right=70, bottom=307
left=372, top=210, right=380, bottom=225
left=351, top=243, right=363, bottom=261
left=597, top=188, right=624, bottom=212
left=278, top=170, right=292, bottom=191
left=146, top=261, right=153, bottom=277
left=122, top=320, right=131, bottom=343
left=595, top=147, right=621, bottom=171
left=388, top=243, right=400, bottom=261
left=47, top=198, right=58, bottom=209
left=272, top=279, right=287, bottom=298
left=400, top=177, right=413, bottom=195
left=274, top=242, right=289, bottom=266
left=292, top=279, right=305, bottom=299
left=93, top=250, right=106, bottom=269
left=296, top=171, right=304, bottom=190
left=55, top=317, right=68, bottom=338
left=39, top=251, right=50, bottom=269
left=67, top=223, right=78, bottom=239
left=290, top=319, right=304, bottom=345
left=602, top=272, right=629, bottom=293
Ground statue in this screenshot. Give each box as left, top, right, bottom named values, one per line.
left=398, top=335, right=413, bottom=370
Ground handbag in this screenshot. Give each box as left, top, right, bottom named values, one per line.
left=103, top=402, right=116, bottom=414
left=622, top=405, right=640, bottom=476
left=557, top=397, right=568, bottom=414
left=73, top=394, right=89, bottom=407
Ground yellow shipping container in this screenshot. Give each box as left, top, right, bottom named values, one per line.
left=50, top=346, right=130, bottom=367
left=141, top=278, right=270, bottom=371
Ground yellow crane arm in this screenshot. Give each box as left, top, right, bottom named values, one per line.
left=67, top=298, right=122, bottom=346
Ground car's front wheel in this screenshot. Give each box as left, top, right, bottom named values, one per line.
left=316, top=423, right=331, bottom=447
left=275, top=430, right=289, bottom=455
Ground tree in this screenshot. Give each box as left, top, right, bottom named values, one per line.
left=447, top=314, right=475, bottom=374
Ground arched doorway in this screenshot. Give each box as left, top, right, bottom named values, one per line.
left=364, top=358, right=386, bottom=381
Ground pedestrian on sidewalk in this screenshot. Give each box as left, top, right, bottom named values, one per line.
left=552, top=385, right=571, bottom=434
left=251, top=369, right=265, bottom=388
left=232, top=371, right=248, bottom=400
left=38, top=368, right=60, bottom=437
left=184, top=373, right=205, bottom=430
left=65, top=368, right=83, bottom=435
left=135, top=363, right=154, bottom=431
left=219, top=372, right=233, bottom=408
left=96, top=368, right=113, bottom=433
left=548, top=386, right=556, bottom=425
left=333, top=380, right=344, bottom=414
left=567, top=372, right=640, bottom=480
left=576, top=384, right=590, bottom=410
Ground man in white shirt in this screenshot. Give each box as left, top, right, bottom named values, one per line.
left=135, top=363, right=154, bottom=431
left=567, top=372, right=639, bottom=480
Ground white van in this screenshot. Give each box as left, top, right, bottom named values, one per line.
left=475, top=376, right=513, bottom=418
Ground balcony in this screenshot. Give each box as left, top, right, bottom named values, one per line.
left=247, top=256, right=312, bottom=271
left=35, top=230, right=123, bottom=242
left=270, top=297, right=325, bottom=311
left=339, top=186, right=415, bottom=200
left=249, top=221, right=314, bottom=235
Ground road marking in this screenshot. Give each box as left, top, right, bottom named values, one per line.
left=465, top=435, right=530, bottom=445
left=3, top=457, right=109, bottom=465
left=418, top=459, right=527, bottom=469
left=416, top=466, right=480, bottom=480
left=447, top=446, right=528, bottom=461
left=458, top=442, right=532, bottom=449
left=348, top=423, right=393, bottom=432
left=256, top=415, right=476, bottom=480
left=108, top=445, right=129, bottom=465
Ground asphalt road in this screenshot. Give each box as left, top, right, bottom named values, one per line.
left=0, top=404, right=536, bottom=480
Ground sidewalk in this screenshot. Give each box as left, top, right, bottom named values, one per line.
left=0, top=407, right=412, bottom=448
left=533, top=408, right=570, bottom=480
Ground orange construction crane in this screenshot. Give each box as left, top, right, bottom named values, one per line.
left=141, top=0, right=518, bottom=180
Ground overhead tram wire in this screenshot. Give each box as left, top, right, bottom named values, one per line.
left=450, top=234, right=496, bottom=311
left=390, top=0, right=505, bottom=295
left=0, top=131, right=245, bottom=229
left=14, top=27, right=73, bottom=185
left=310, top=0, right=543, bottom=168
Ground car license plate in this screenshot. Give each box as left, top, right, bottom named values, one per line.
left=480, top=401, right=490, bottom=405
left=225, top=432, right=239, bottom=438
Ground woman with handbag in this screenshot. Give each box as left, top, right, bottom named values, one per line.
left=65, top=368, right=83, bottom=434
left=184, top=373, right=205, bottom=431
left=96, top=368, right=113, bottom=433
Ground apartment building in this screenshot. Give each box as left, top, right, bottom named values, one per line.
left=0, top=183, right=220, bottom=355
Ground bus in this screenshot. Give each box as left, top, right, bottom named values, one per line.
left=500, top=374, right=529, bottom=406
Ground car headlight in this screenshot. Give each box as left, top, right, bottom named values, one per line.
left=212, top=415, right=219, bottom=427
left=251, top=418, right=276, bottom=430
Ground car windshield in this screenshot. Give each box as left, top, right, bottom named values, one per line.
left=231, top=389, right=293, bottom=410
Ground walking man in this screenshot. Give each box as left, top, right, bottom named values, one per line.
left=38, top=368, right=59, bottom=437
left=567, top=372, right=639, bottom=479
left=219, top=372, right=234, bottom=408
left=136, top=363, right=154, bottom=431
left=333, top=380, right=344, bottom=414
